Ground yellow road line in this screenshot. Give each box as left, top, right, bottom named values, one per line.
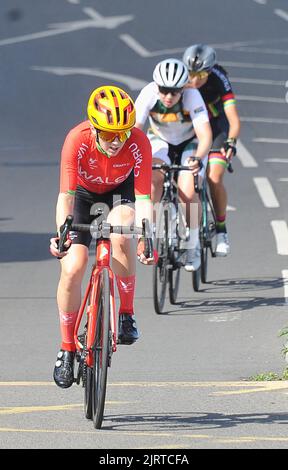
left=0, top=381, right=287, bottom=396
left=0, top=380, right=287, bottom=388
left=0, top=382, right=54, bottom=387
left=0, top=427, right=288, bottom=444
left=0, top=401, right=132, bottom=415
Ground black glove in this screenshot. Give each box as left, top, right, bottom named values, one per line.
left=224, top=138, right=237, bottom=157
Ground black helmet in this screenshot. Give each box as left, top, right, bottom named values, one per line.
left=183, top=44, right=216, bottom=72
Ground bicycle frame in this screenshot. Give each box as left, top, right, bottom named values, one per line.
left=199, top=177, right=217, bottom=257
left=73, top=237, right=117, bottom=368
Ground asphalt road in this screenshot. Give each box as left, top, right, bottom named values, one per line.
left=1, top=0, right=288, bottom=450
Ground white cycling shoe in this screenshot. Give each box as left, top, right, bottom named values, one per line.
left=215, top=232, right=230, bottom=257
left=184, top=245, right=201, bottom=272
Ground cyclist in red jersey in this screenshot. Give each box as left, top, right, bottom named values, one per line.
left=50, top=85, right=154, bottom=389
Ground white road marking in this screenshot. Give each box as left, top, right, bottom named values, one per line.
left=253, top=177, right=280, bottom=208
left=278, top=178, right=288, bottom=182
left=253, top=0, right=267, bottom=4
left=241, top=117, right=288, bottom=124
left=282, top=270, right=288, bottom=303
left=207, top=313, right=241, bottom=323
left=119, top=35, right=288, bottom=64
left=227, top=46, right=288, bottom=55
left=265, top=159, right=288, bottom=163
left=0, top=9, right=134, bottom=46
left=119, top=34, right=184, bottom=57
left=254, top=138, right=288, bottom=144
left=237, top=140, right=258, bottom=168
left=271, top=221, right=288, bottom=255
left=237, top=95, right=286, bottom=103
left=231, top=77, right=285, bottom=86
left=221, top=61, right=288, bottom=70
left=274, top=9, right=288, bottom=21
left=31, top=66, right=148, bottom=90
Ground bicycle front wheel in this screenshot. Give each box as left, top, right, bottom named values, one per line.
left=84, top=365, right=93, bottom=419
left=92, top=267, right=111, bottom=429
left=153, top=206, right=169, bottom=314
left=168, top=267, right=180, bottom=304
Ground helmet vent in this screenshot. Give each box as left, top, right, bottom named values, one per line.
left=106, top=110, right=113, bottom=124
left=123, top=109, right=128, bottom=125
left=115, top=106, right=120, bottom=124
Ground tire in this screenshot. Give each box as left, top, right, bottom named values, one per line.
left=192, top=268, right=201, bottom=292
left=92, top=268, right=110, bottom=429
left=84, top=366, right=93, bottom=419
left=201, top=246, right=208, bottom=283
left=168, top=267, right=181, bottom=304
left=153, top=207, right=169, bottom=314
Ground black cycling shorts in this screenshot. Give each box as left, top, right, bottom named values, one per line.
left=70, top=170, right=135, bottom=247
left=210, top=113, right=229, bottom=149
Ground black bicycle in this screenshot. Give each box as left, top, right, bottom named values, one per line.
left=197, top=150, right=234, bottom=284
left=152, top=162, right=200, bottom=313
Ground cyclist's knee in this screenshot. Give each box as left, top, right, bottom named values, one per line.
left=152, top=169, right=164, bottom=187
left=60, top=248, right=88, bottom=284
left=207, top=166, right=225, bottom=185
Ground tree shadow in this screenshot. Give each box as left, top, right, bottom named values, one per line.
left=0, top=232, right=55, bottom=262
left=0, top=232, right=98, bottom=263
left=1, top=161, right=58, bottom=167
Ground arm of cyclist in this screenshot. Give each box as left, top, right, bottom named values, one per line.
left=222, top=102, right=241, bottom=160
left=132, top=129, right=156, bottom=265
left=50, top=193, right=74, bottom=258
left=50, top=131, right=79, bottom=258
left=135, top=198, right=155, bottom=265
left=187, top=121, right=212, bottom=174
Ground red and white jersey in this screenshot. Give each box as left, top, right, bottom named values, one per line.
left=60, top=120, right=152, bottom=197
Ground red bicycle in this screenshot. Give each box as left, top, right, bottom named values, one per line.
left=58, top=212, right=153, bottom=429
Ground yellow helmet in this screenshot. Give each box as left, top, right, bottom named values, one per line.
left=87, top=85, right=136, bottom=132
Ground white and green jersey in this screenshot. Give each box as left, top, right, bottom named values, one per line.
left=135, top=82, right=209, bottom=146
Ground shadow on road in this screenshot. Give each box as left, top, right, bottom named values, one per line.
left=202, top=277, right=284, bottom=293
left=0, top=232, right=97, bottom=262
left=0, top=232, right=54, bottom=262
left=158, top=277, right=286, bottom=315
left=105, top=410, right=288, bottom=431
left=177, top=296, right=286, bottom=315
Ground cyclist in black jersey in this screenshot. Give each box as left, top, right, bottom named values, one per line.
left=183, top=44, right=241, bottom=256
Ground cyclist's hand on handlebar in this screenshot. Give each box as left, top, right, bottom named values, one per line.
left=221, top=145, right=234, bottom=161
left=223, top=138, right=237, bottom=160
left=49, top=236, right=71, bottom=258
left=187, top=157, right=202, bottom=175
left=136, top=238, right=158, bottom=265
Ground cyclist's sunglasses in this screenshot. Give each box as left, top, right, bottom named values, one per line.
left=97, top=129, right=131, bottom=143
left=158, top=86, right=183, bottom=96
left=189, top=70, right=209, bottom=79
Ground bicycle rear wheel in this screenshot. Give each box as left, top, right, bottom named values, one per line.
left=153, top=206, right=169, bottom=314
left=92, top=267, right=111, bottom=429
